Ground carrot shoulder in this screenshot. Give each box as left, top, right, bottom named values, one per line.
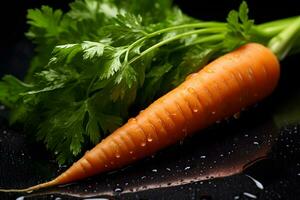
left=0, top=43, right=280, bottom=192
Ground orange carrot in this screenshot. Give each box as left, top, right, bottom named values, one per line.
left=0, top=43, right=280, bottom=192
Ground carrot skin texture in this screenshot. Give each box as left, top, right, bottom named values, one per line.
left=53, top=43, right=280, bottom=185
left=0, top=43, right=280, bottom=192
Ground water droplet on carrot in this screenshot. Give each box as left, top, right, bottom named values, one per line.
left=206, top=69, right=214, bottom=73
left=128, top=118, right=136, bottom=123
left=115, top=154, right=120, bottom=158
left=193, top=108, right=198, bottom=113
left=211, top=111, right=216, bottom=115
left=129, top=151, right=134, bottom=154
left=185, top=73, right=197, bottom=80
left=141, top=142, right=146, bottom=147
left=139, top=110, right=144, bottom=114
left=188, top=88, right=195, bottom=93
left=147, top=138, right=153, bottom=142
left=104, top=164, right=108, bottom=168
left=171, top=113, right=177, bottom=116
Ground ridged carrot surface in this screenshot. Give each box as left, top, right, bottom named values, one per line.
left=0, top=43, right=280, bottom=192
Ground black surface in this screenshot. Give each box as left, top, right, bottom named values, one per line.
left=1, top=1, right=300, bottom=200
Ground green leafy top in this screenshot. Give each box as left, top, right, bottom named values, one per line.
left=0, top=0, right=299, bottom=164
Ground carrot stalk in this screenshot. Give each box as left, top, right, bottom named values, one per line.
left=268, top=16, right=300, bottom=60
left=0, top=43, right=280, bottom=193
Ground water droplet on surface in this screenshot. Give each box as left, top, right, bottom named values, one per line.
left=139, top=110, right=144, bottom=114
left=179, top=140, right=184, bottom=145
left=193, top=108, right=198, bottom=113
left=115, top=154, right=120, bottom=158
left=147, top=138, right=153, bottom=142
left=114, top=187, right=123, bottom=193
left=243, top=192, right=257, bottom=199
left=129, top=151, right=133, bottom=154
left=171, top=113, right=177, bottom=116
left=246, top=175, right=264, bottom=190
left=166, top=167, right=171, bottom=171
left=184, top=166, right=191, bottom=170
left=211, top=111, right=216, bottom=115
left=253, top=141, right=259, bottom=145
left=152, top=169, right=158, bottom=172
left=141, top=176, right=146, bottom=179
left=233, top=112, right=240, bottom=119
left=16, top=196, right=24, bottom=200
left=3, top=130, right=7, bottom=134
left=200, top=155, right=206, bottom=159
left=234, top=195, right=240, bottom=200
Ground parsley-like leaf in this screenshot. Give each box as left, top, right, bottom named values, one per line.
left=0, top=1, right=262, bottom=164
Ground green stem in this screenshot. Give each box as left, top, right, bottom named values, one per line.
left=171, top=34, right=225, bottom=52
left=268, top=16, right=300, bottom=60
left=146, top=22, right=226, bottom=38
left=124, top=22, right=226, bottom=61
left=129, top=27, right=226, bottom=64
left=257, top=16, right=299, bottom=36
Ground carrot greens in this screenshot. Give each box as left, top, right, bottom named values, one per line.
left=0, top=0, right=299, bottom=164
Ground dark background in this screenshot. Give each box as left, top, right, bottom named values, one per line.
left=0, top=0, right=299, bottom=78
left=0, top=1, right=300, bottom=200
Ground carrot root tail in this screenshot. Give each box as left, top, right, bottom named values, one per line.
left=0, top=180, right=57, bottom=193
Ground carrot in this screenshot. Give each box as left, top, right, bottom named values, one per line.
left=0, top=43, right=280, bottom=192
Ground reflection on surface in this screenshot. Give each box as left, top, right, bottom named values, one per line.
left=23, top=113, right=278, bottom=199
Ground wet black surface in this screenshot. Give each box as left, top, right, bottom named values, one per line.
left=1, top=96, right=300, bottom=200
left=1, top=1, right=300, bottom=200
